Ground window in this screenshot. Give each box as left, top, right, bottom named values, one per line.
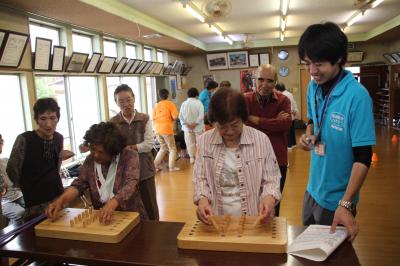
left=0, top=75, right=26, bottom=157
left=106, top=76, right=141, bottom=118
left=29, top=23, right=60, bottom=51
left=72, top=33, right=93, bottom=55
left=126, top=44, right=137, bottom=59
left=144, top=47, right=152, bottom=61
left=103, top=40, right=117, bottom=57
left=157, top=50, right=164, bottom=63
left=35, top=76, right=100, bottom=157
left=145, top=77, right=157, bottom=116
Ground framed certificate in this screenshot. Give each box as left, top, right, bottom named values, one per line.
left=140, top=61, right=153, bottom=74
left=259, top=53, right=270, bottom=65
left=85, top=53, right=101, bottom=73
left=153, top=63, right=164, bottom=75
left=0, top=31, right=29, bottom=67
left=128, top=59, right=142, bottom=74
left=249, top=54, right=259, bottom=67
left=33, top=37, right=52, bottom=71
left=122, top=59, right=135, bottom=74
left=51, top=46, right=66, bottom=71
left=134, top=61, right=147, bottom=74
left=66, top=52, right=89, bottom=72
left=113, top=57, right=128, bottom=74
left=98, top=56, right=116, bottom=73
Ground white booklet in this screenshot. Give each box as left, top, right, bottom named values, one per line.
left=288, top=225, right=348, bottom=261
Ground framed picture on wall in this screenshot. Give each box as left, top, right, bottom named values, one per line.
left=259, top=53, right=270, bottom=65
left=114, top=57, right=128, bottom=73
left=391, top=53, right=400, bottom=63
left=249, top=54, right=259, bottom=67
left=33, top=37, right=52, bottom=70
left=134, top=61, right=148, bottom=74
left=98, top=56, right=116, bottom=73
left=227, top=51, right=249, bottom=69
left=0, top=31, right=29, bottom=67
left=206, top=53, right=228, bottom=70
left=51, top=46, right=66, bottom=71
left=383, top=53, right=396, bottom=64
left=66, top=52, right=89, bottom=72
left=347, top=51, right=364, bottom=62
left=128, top=59, right=142, bottom=74
left=122, top=59, right=135, bottom=74
left=85, top=53, right=102, bottom=73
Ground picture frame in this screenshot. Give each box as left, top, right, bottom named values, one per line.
left=249, top=54, right=259, bottom=67
left=85, top=53, right=102, bottom=73
left=347, top=51, right=364, bottom=62
left=391, top=53, right=400, bottom=63
left=66, top=52, right=89, bottom=72
left=228, top=51, right=249, bottom=69
left=51, top=46, right=66, bottom=71
left=128, top=59, right=142, bottom=74
left=163, top=63, right=173, bottom=75
left=153, top=62, right=164, bottom=75
left=98, top=56, right=116, bottom=74
left=113, top=57, right=128, bottom=74
left=206, top=53, right=228, bottom=70
left=148, top=62, right=158, bottom=74
left=122, top=59, right=135, bottom=74
left=140, top=61, right=152, bottom=74
left=383, top=53, right=396, bottom=64
left=259, top=53, right=270, bottom=65
left=134, top=61, right=148, bottom=74
left=181, top=66, right=192, bottom=76
left=33, top=37, right=52, bottom=71
left=0, top=31, right=29, bottom=68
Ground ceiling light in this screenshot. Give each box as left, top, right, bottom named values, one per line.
left=224, top=36, right=233, bottom=45
left=280, top=0, right=290, bottom=16
left=346, top=11, right=365, bottom=27
left=184, top=3, right=205, bottom=23
left=280, top=17, right=286, bottom=32
left=280, top=31, right=285, bottom=42
left=210, top=24, right=223, bottom=36
left=371, top=0, right=384, bottom=8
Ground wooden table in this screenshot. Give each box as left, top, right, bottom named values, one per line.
left=0, top=220, right=360, bottom=265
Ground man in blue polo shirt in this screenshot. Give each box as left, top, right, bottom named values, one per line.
left=298, top=22, right=376, bottom=241
left=199, top=80, right=218, bottom=114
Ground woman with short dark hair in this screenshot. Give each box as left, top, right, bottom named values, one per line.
left=193, top=88, right=281, bottom=224
left=46, top=122, right=147, bottom=223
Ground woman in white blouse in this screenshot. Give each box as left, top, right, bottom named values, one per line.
left=193, top=88, right=282, bottom=225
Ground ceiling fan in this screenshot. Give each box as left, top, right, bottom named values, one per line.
left=202, top=0, right=232, bottom=19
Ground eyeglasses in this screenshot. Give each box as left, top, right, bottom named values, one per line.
left=257, top=77, right=275, bottom=83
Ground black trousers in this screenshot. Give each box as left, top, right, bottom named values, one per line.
left=274, top=166, right=287, bottom=216
left=139, top=177, right=159, bottom=221
left=288, top=121, right=296, bottom=148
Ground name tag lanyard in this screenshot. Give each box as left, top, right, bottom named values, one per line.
left=314, top=70, right=345, bottom=143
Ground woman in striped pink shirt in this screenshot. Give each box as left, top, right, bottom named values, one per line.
left=193, top=88, right=282, bottom=225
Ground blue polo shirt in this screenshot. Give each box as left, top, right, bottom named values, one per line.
left=199, top=89, right=212, bottom=113
left=306, top=70, right=376, bottom=211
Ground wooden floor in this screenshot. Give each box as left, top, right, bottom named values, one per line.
left=155, top=126, right=400, bottom=266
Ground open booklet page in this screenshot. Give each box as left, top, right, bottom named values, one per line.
left=288, top=225, right=348, bottom=261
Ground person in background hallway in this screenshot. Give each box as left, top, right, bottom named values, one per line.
left=193, top=88, right=281, bottom=224
left=219, top=80, right=231, bottom=89
left=199, top=80, right=218, bottom=114
left=275, top=82, right=298, bottom=149
left=109, top=84, right=159, bottom=220
left=0, top=133, right=25, bottom=225
left=179, top=87, right=205, bottom=164
left=7, top=98, right=64, bottom=217
left=46, top=122, right=147, bottom=224
left=153, top=89, right=180, bottom=172
left=244, top=64, right=292, bottom=217
left=298, top=22, right=376, bottom=241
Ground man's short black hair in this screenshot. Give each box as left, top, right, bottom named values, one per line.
left=114, top=84, right=135, bottom=102
left=208, top=88, right=248, bottom=124
left=33, top=98, right=60, bottom=122
left=207, top=81, right=218, bottom=90
left=298, top=22, right=348, bottom=66
left=159, top=88, right=169, bottom=100
left=187, top=87, right=199, bottom=98
left=275, top=82, right=286, bottom=92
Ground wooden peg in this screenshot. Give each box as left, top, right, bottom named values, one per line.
left=252, top=215, right=264, bottom=228
left=208, top=216, right=220, bottom=233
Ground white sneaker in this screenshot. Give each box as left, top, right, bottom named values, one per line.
left=169, top=167, right=180, bottom=172
left=190, top=158, right=195, bottom=164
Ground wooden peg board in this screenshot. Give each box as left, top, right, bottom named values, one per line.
left=177, top=216, right=287, bottom=253
left=35, top=208, right=140, bottom=243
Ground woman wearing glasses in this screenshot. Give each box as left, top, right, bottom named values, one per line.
left=193, top=88, right=281, bottom=225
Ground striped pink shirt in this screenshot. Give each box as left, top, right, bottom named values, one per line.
left=193, top=125, right=281, bottom=216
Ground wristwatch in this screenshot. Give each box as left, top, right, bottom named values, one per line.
left=338, top=200, right=355, bottom=212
